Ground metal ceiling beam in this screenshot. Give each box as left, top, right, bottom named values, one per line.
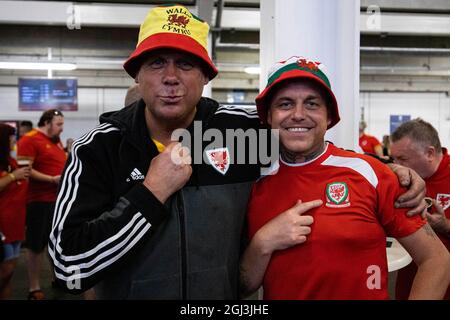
left=361, top=46, right=450, bottom=53
left=2, top=1, right=450, bottom=36
left=360, top=12, right=450, bottom=35
left=360, top=0, right=450, bottom=12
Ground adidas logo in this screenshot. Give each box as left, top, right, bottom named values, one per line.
left=128, top=168, right=145, bottom=181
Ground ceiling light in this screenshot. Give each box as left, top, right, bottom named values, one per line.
left=244, top=66, right=260, bottom=75
left=0, top=62, right=77, bottom=71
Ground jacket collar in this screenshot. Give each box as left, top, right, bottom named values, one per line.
left=99, top=97, right=219, bottom=151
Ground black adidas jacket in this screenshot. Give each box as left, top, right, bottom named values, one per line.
left=49, top=97, right=265, bottom=299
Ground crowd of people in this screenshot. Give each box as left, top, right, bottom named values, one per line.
left=0, top=3, right=449, bottom=301
left=0, top=110, right=71, bottom=299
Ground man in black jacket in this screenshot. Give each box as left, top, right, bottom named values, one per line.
left=49, top=4, right=426, bottom=299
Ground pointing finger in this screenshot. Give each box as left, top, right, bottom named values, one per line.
left=292, top=199, right=323, bottom=215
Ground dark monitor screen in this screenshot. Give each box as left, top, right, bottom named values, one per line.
left=19, top=78, right=78, bottom=111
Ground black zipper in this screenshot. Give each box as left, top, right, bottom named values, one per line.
left=175, top=99, right=216, bottom=299
left=177, top=190, right=187, bottom=299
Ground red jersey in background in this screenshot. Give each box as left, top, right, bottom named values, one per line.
left=17, top=129, right=67, bottom=203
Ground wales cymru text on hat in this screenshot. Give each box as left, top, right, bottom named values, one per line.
left=162, top=7, right=193, bottom=36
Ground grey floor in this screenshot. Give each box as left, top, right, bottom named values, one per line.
left=8, top=248, right=83, bottom=300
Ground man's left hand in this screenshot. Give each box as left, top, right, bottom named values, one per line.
left=388, top=163, right=426, bottom=217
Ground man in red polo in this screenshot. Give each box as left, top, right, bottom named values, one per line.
left=391, top=118, right=450, bottom=300
left=17, top=109, right=67, bottom=300
left=359, top=120, right=383, bottom=157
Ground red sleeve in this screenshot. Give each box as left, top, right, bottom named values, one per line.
left=370, top=136, right=381, bottom=149
left=17, top=135, right=37, bottom=159
left=375, top=164, right=426, bottom=238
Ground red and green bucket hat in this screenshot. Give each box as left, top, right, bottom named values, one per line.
left=255, top=56, right=340, bottom=129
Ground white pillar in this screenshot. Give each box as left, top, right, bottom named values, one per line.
left=260, top=0, right=360, bottom=150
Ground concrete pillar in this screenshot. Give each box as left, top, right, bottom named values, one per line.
left=202, top=33, right=213, bottom=98
left=260, top=0, right=360, bottom=150
left=196, top=0, right=214, bottom=98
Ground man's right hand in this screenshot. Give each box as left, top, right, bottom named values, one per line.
left=143, top=142, right=192, bottom=203
left=253, top=199, right=322, bottom=256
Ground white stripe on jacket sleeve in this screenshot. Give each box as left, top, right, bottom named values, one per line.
left=49, top=123, right=153, bottom=283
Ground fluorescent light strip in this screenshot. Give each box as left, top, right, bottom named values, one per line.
left=244, top=66, right=260, bottom=75
left=0, top=62, right=77, bottom=71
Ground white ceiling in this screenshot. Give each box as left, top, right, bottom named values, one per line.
left=0, top=0, right=449, bottom=95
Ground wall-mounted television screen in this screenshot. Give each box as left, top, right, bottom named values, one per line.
left=19, top=78, right=78, bottom=111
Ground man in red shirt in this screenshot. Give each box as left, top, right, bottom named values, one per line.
left=17, top=109, right=67, bottom=300
left=239, top=56, right=450, bottom=299
left=390, top=118, right=450, bottom=300
left=359, top=120, right=383, bottom=157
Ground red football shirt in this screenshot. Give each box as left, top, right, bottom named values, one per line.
left=0, top=158, right=28, bottom=242
left=396, top=148, right=450, bottom=300
left=359, top=133, right=382, bottom=155
left=247, top=143, right=425, bottom=300
left=17, top=129, right=67, bottom=202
